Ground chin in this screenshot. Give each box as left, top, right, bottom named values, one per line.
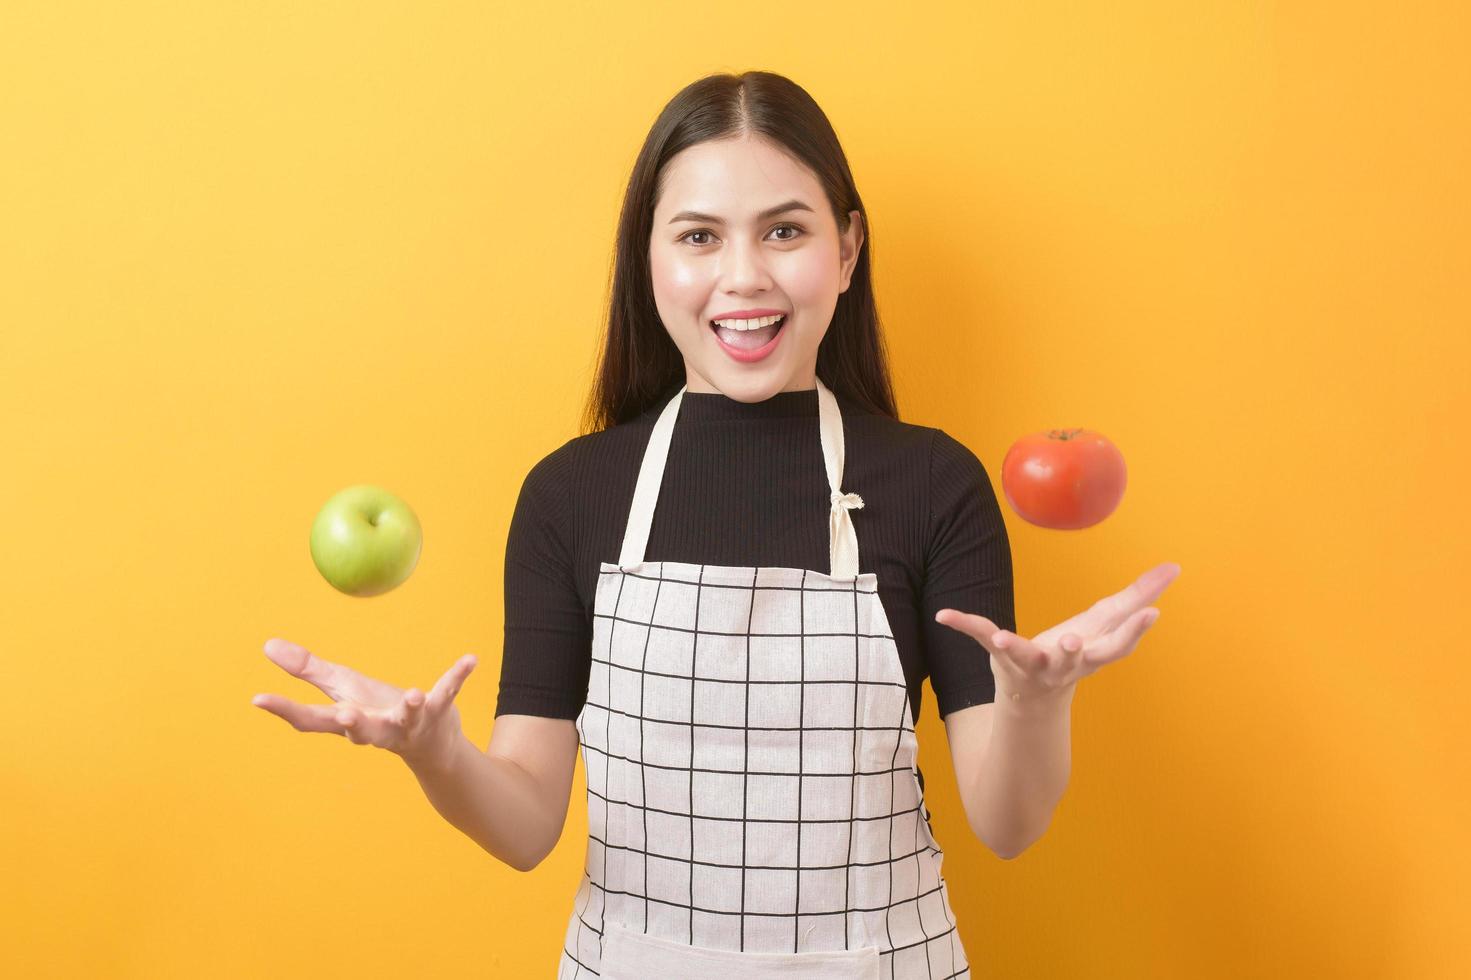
left=720, top=374, right=799, bottom=401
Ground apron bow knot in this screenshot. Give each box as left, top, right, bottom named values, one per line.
left=829, top=490, right=864, bottom=579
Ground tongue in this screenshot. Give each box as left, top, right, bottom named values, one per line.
left=715, top=318, right=782, bottom=350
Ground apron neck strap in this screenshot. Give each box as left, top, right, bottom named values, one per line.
left=617, top=376, right=865, bottom=579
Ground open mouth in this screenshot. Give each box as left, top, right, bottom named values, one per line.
left=708, top=314, right=786, bottom=330
left=709, top=315, right=785, bottom=355
left=709, top=314, right=786, bottom=338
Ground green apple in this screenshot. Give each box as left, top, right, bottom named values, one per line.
left=309, top=484, right=423, bottom=596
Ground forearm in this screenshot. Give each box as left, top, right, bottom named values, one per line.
left=966, top=687, right=1075, bottom=859
left=405, top=734, right=561, bottom=872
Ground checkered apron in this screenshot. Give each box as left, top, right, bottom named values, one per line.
left=557, top=377, right=970, bottom=980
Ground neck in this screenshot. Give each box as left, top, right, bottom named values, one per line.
left=678, top=387, right=821, bottom=422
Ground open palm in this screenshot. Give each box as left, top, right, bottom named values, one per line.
left=936, top=562, right=1181, bottom=703
left=251, top=638, right=478, bottom=771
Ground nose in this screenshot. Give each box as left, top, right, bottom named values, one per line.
left=719, top=236, right=774, bottom=294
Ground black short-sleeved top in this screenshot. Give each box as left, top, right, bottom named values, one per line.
left=495, top=386, right=1016, bottom=755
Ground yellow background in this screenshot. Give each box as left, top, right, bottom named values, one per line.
left=2, top=2, right=1466, bottom=977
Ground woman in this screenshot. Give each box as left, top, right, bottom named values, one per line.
left=253, top=71, right=1178, bottom=979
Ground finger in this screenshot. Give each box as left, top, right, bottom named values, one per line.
left=336, top=704, right=372, bottom=745
left=341, top=702, right=407, bottom=747
left=1091, top=563, right=1181, bottom=635
left=398, top=687, right=425, bottom=729
left=261, top=638, right=401, bottom=707
left=1056, top=632, right=1087, bottom=676
left=252, top=692, right=356, bottom=735
left=935, top=608, right=1039, bottom=675
left=424, top=655, right=478, bottom=713
left=992, top=627, right=1049, bottom=674
left=1083, top=607, right=1160, bottom=669
left=933, top=609, right=1011, bottom=658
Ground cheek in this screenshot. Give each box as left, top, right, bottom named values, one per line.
left=781, top=251, right=838, bottom=304
left=650, top=248, right=706, bottom=300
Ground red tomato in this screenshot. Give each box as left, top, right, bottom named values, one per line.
left=1000, top=428, right=1127, bottom=529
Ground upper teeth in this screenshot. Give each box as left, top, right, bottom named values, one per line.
left=712, top=314, right=784, bottom=330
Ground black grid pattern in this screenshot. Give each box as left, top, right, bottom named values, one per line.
left=557, top=559, right=970, bottom=980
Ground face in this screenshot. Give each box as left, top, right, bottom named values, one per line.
left=648, top=134, right=863, bottom=400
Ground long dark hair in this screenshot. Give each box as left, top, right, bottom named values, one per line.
left=579, top=70, right=899, bottom=434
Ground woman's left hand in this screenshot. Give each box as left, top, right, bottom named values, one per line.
left=935, top=561, right=1181, bottom=705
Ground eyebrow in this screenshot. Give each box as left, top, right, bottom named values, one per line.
left=667, top=199, right=816, bottom=225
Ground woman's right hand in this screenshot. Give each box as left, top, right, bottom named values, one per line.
left=251, top=638, right=478, bottom=773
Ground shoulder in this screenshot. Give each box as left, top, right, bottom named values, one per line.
left=836, top=392, right=937, bottom=452
left=519, top=407, right=661, bottom=498
left=838, top=393, right=984, bottom=476
left=846, top=402, right=995, bottom=543
left=926, top=426, right=988, bottom=480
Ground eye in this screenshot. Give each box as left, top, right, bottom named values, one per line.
left=677, top=224, right=806, bottom=247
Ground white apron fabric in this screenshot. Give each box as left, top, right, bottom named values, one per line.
left=557, top=378, right=970, bottom=979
